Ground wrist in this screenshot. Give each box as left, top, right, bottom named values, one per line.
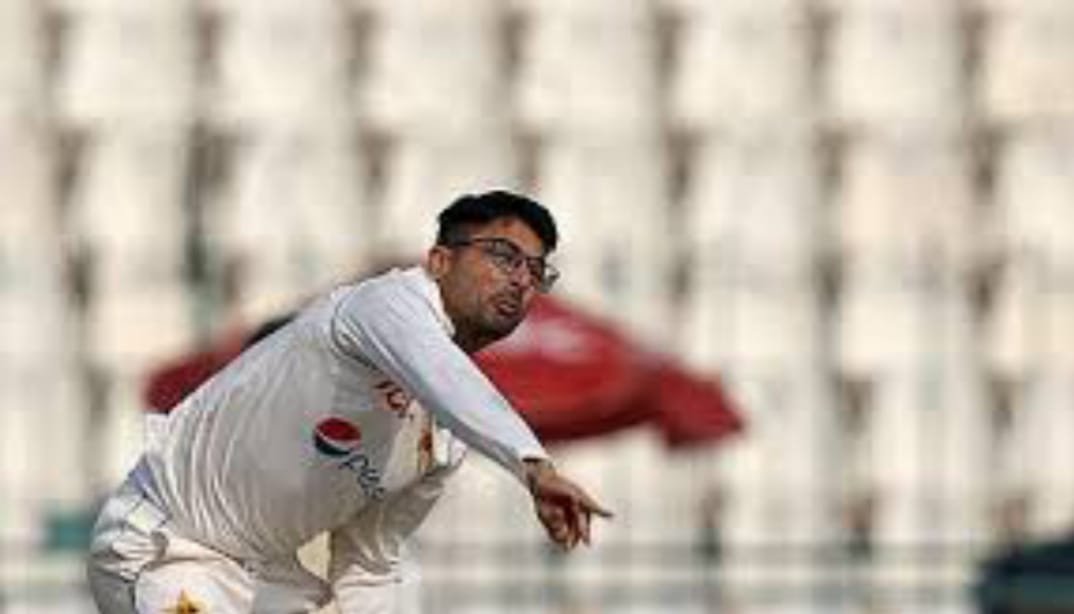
left=522, top=457, right=555, bottom=493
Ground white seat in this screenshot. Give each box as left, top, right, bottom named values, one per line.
left=67, top=128, right=189, bottom=279
left=834, top=133, right=977, bottom=271
left=360, top=1, right=506, bottom=134
left=1001, top=373, right=1074, bottom=537
left=210, top=8, right=351, bottom=129
left=820, top=0, right=962, bottom=15
left=0, top=255, right=74, bottom=370
left=204, top=0, right=339, bottom=18
left=376, top=133, right=520, bottom=258
left=660, top=0, right=810, bottom=20
left=0, top=366, right=89, bottom=507
left=682, top=134, right=821, bottom=277
left=681, top=280, right=821, bottom=373
left=836, top=262, right=978, bottom=377
left=858, top=372, right=991, bottom=597
left=669, top=11, right=813, bottom=131
left=827, top=8, right=964, bottom=126
left=85, top=284, right=195, bottom=371
left=716, top=372, right=841, bottom=599
left=516, top=7, right=661, bottom=133
left=0, top=2, right=48, bottom=120
left=859, top=371, right=990, bottom=503
left=986, top=256, right=1074, bottom=378
left=975, top=0, right=1074, bottom=17
left=536, top=136, right=672, bottom=342
left=0, top=124, right=58, bottom=252
left=55, top=10, right=197, bottom=126
left=210, top=130, right=370, bottom=318
left=53, top=0, right=194, bottom=18
left=982, top=11, right=1074, bottom=121
left=92, top=371, right=156, bottom=486
left=991, top=129, right=1074, bottom=267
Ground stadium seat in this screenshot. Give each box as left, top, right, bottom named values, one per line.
left=834, top=132, right=978, bottom=271
left=536, top=136, right=673, bottom=342
left=67, top=128, right=190, bottom=280
left=681, top=280, right=821, bottom=374
left=682, top=133, right=822, bottom=276
left=975, top=0, right=1074, bottom=15
left=376, top=133, right=520, bottom=258
left=836, top=261, right=978, bottom=377
left=55, top=9, right=197, bottom=126
left=826, top=7, right=965, bottom=126
left=90, top=371, right=157, bottom=486
left=360, top=0, right=507, bottom=134
left=999, top=373, right=1074, bottom=538
left=0, top=124, right=58, bottom=252
left=986, top=255, right=1074, bottom=378
left=0, top=1, right=48, bottom=120
left=820, top=0, right=962, bottom=14
left=85, top=284, right=196, bottom=372
left=210, top=7, right=351, bottom=129
left=204, top=0, right=338, bottom=17
left=0, top=129, right=74, bottom=370
left=981, top=10, right=1074, bottom=121
left=858, top=372, right=990, bottom=504
left=715, top=371, right=842, bottom=610
left=0, top=255, right=74, bottom=371
left=516, top=4, right=661, bottom=133
left=53, top=0, right=194, bottom=17
left=210, top=129, right=370, bottom=318
left=660, top=0, right=809, bottom=18
left=859, top=372, right=992, bottom=603
left=0, top=366, right=90, bottom=507
left=669, top=10, right=813, bottom=131
left=991, top=129, right=1074, bottom=267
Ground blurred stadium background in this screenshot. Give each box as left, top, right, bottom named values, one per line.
left=3, top=0, right=1074, bottom=611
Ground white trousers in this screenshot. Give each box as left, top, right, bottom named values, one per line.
left=86, top=472, right=329, bottom=613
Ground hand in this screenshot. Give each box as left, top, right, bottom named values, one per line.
left=523, top=459, right=613, bottom=551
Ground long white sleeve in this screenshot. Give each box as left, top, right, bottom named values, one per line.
left=331, top=268, right=548, bottom=484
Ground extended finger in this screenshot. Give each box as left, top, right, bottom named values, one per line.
left=577, top=492, right=613, bottom=519
left=577, top=507, right=591, bottom=546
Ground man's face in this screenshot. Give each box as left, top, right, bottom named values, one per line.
left=429, top=217, right=549, bottom=347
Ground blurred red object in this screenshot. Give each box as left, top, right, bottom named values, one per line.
left=476, top=296, right=745, bottom=448
left=144, top=296, right=744, bottom=449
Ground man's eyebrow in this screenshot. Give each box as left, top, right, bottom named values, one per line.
left=475, top=236, right=547, bottom=259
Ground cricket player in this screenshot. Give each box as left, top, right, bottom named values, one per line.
left=86, top=191, right=612, bottom=613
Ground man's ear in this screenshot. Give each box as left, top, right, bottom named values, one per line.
left=426, top=245, right=452, bottom=280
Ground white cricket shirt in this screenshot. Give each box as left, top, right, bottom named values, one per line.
left=138, top=267, right=548, bottom=563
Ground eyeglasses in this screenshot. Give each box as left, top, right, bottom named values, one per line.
left=447, top=237, right=560, bottom=292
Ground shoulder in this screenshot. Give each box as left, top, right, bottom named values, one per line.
left=335, top=267, right=448, bottom=328
left=346, top=267, right=433, bottom=306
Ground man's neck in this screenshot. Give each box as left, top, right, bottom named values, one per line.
left=452, top=327, right=497, bottom=355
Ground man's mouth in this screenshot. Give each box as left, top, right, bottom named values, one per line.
left=493, top=295, right=523, bottom=318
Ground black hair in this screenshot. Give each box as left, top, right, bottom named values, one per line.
left=435, top=190, right=558, bottom=253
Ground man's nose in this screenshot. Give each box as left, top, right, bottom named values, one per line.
left=507, top=261, right=537, bottom=288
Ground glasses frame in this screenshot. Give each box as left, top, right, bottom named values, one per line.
left=446, top=237, right=560, bottom=292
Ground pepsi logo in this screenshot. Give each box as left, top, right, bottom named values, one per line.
left=313, top=417, right=362, bottom=457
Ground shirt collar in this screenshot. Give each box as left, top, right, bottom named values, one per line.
left=403, top=266, right=455, bottom=337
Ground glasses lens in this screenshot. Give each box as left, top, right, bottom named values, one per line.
left=468, top=238, right=558, bottom=292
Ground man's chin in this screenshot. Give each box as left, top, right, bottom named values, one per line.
left=486, top=313, right=524, bottom=339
